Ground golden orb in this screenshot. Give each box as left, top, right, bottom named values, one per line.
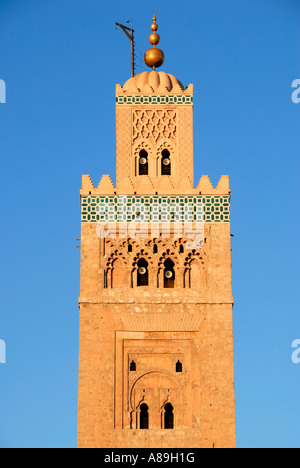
left=149, top=32, right=160, bottom=45
left=144, top=47, right=165, bottom=69
left=151, top=22, right=158, bottom=32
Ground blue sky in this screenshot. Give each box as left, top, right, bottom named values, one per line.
left=0, top=0, right=299, bottom=448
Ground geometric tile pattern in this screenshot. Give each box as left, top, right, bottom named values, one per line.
left=81, top=195, right=230, bottom=223
left=116, top=95, right=193, bottom=105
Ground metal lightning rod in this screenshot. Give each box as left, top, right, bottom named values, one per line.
left=116, top=21, right=135, bottom=77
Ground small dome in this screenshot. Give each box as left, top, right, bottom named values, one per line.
left=123, top=71, right=185, bottom=93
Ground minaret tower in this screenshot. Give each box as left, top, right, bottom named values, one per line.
left=78, top=16, right=236, bottom=449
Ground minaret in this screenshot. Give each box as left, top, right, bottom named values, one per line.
left=78, top=16, right=236, bottom=449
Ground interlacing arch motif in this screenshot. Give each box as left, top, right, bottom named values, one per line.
left=104, top=238, right=208, bottom=289
left=158, top=249, right=181, bottom=271
left=183, top=249, right=208, bottom=290
left=132, top=249, right=155, bottom=271
left=133, top=141, right=153, bottom=160
left=132, top=109, right=177, bottom=146
left=105, top=238, right=140, bottom=262
left=104, top=250, right=130, bottom=289
left=173, top=238, right=187, bottom=255
left=156, top=141, right=175, bottom=156
left=184, top=249, right=206, bottom=268
left=106, top=250, right=129, bottom=270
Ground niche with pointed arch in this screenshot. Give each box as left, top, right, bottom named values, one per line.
left=137, top=258, right=149, bottom=287
left=164, top=258, right=175, bottom=288
left=164, top=402, right=174, bottom=429
left=161, top=149, right=171, bottom=175
left=111, top=258, right=126, bottom=288
left=139, top=403, right=149, bottom=429
left=138, top=149, right=149, bottom=176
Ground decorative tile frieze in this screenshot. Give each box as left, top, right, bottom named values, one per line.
left=116, top=95, right=193, bottom=105
left=81, top=195, right=230, bottom=223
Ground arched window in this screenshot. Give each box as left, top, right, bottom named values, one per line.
left=164, top=403, right=174, bottom=429
left=164, top=258, right=175, bottom=288
left=139, top=150, right=149, bottom=176
left=179, top=245, right=184, bottom=254
left=137, top=259, right=149, bottom=287
left=130, top=360, right=136, bottom=372
left=140, top=404, right=149, bottom=429
left=161, top=149, right=171, bottom=176
left=128, top=244, right=133, bottom=253
left=153, top=244, right=158, bottom=254
left=176, top=360, right=183, bottom=373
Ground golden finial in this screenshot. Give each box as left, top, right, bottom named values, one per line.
left=144, top=15, right=165, bottom=70
left=151, top=15, right=158, bottom=31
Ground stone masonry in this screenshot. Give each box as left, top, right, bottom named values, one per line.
left=77, top=69, right=236, bottom=448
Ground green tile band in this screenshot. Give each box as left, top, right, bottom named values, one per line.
left=116, top=95, right=193, bottom=105
left=81, top=195, right=230, bottom=223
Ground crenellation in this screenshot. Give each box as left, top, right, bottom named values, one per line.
left=81, top=175, right=230, bottom=196
left=97, top=175, right=115, bottom=194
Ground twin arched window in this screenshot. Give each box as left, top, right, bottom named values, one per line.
left=136, top=258, right=175, bottom=288
left=138, top=149, right=172, bottom=176
left=139, top=402, right=174, bottom=430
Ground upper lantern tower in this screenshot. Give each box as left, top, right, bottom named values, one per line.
left=115, top=15, right=195, bottom=194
